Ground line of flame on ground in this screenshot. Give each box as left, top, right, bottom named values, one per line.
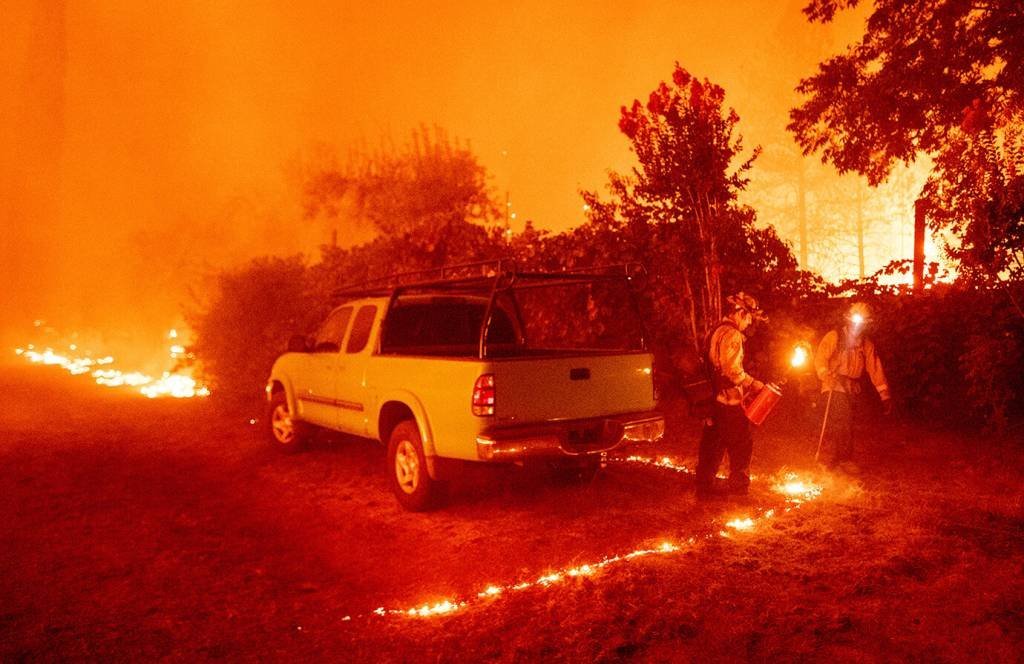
left=343, top=459, right=822, bottom=622
left=14, top=329, right=209, bottom=399
left=617, top=454, right=753, bottom=481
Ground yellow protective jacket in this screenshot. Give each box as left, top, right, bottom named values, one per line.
left=708, top=320, right=757, bottom=406
left=815, top=328, right=890, bottom=399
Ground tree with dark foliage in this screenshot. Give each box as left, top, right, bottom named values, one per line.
left=583, top=64, right=798, bottom=362
left=790, top=0, right=1024, bottom=308
left=791, top=0, right=1022, bottom=184
left=922, top=115, right=1024, bottom=308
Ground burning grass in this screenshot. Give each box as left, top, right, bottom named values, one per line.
left=14, top=328, right=209, bottom=398
left=345, top=460, right=825, bottom=622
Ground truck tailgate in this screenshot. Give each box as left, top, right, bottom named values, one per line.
left=490, top=352, right=655, bottom=424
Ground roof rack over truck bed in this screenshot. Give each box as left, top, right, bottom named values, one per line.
left=331, top=260, right=647, bottom=358
left=331, top=260, right=644, bottom=301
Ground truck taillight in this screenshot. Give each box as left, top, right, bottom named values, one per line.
left=472, top=374, right=495, bottom=416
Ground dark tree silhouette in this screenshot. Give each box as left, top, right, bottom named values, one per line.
left=582, top=64, right=797, bottom=358
left=790, top=0, right=1024, bottom=304
left=791, top=0, right=1022, bottom=184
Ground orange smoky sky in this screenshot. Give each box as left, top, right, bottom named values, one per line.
left=0, top=0, right=870, bottom=346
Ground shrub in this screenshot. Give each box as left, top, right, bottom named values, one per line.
left=189, top=256, right=326, bottom=410
left=775, top=288, right=1024, bottom=430
left=960, top=326, right=1023, bottom=431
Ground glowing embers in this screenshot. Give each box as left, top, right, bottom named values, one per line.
left=15, top=329, right=210, bottom=399
left=725, top=517, right=755, bottom=531
left=355, top=541, right=685, bottom=621
left=772, top=472, right=823, bottom=505
left=16, top=347, right=114, bottom=375
left=351, top=467, right=825, bottom=622
left=619, top=454, right=694, bottom=475
left=92, top=369, right=151, bottom=387
left=140, top=373, right=209, bottom=399
left=614, top=455, right=747, bottom=482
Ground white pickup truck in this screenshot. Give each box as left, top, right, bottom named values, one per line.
left=265, top=261, right=664, bottom=510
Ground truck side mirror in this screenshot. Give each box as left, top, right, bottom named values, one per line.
left=287, top=335, right=310, bottom=353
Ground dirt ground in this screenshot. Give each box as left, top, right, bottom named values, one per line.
left=2, top=361, right=1022, bottom=662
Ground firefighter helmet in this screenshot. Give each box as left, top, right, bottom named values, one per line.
left=727, top=292, right=768, bottom=323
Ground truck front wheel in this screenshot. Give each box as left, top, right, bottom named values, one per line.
left=267, top=391, right=310, bottom=453
left=387, top=420, right=445, bottom=511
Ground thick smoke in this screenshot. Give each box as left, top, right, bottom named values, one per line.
left=2, top=1, right=879, bottom=357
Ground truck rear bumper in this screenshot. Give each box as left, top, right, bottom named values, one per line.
left=474, top=411, right=664, bottom=461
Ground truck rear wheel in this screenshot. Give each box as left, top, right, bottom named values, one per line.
left=267, top=391, right=310, bottom=454
left=387, top=420, right=445, bottom=511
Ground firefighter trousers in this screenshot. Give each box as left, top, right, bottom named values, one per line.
left=696, top=402, right=752, bottom=493
left=823, top=390, right=856, bottom=464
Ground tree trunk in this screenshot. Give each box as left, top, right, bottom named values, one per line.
left=798, top=162, right=809, bottom=268
left=856, top=184, right=865, bottom=279
left=681, top=270, right=700, bottom=355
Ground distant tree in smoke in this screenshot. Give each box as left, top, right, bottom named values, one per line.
left=191, top=129, right=505, bottom=407
left=298, top=126, right=500, bottom=265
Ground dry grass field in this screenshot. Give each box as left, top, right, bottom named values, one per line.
left=2, top=362, right=1022, bottom=662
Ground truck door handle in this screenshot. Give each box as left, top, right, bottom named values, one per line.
left=570, top=368, right=590, bottom=380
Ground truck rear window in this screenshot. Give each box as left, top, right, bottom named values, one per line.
left=379, top=279, right=643, bottom=358
left=512, top=280, right=643, bottom=353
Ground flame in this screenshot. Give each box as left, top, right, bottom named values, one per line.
left=772, top=473, right=823, bottom=505
left=790, top=345, right=809, bottom=368
left=725, top=517, right=755, bottom=531
left=404, top=600, right=464, bottom=617
left=15, top=328, right=209, bottom=399
left=348, top=465, right=823, bottom=622
left=141, top=373, right=211, bottom=399
left=618, top=455, right=754, bottom=481
left=16, top=347, right=114, bottom=375
left=622, top=454, right=694, bottom=474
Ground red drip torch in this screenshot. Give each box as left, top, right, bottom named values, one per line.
left=743, top=383, right=783, bottom=425
left=742, top=343, right=810, bottom=426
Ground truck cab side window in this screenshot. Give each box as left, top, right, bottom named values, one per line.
left=346, top=305, right=377, bottom=353
left=314, top=306, right=353, bottom=352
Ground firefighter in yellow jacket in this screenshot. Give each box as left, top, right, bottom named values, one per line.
left=695, top=293, right=768, bottom=499
left=815, top=301, right=892, bottom=471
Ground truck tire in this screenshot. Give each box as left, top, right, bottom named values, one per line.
left=267, top=390, right=310, bottom=454
left=387, top=420, right=445, bottom=511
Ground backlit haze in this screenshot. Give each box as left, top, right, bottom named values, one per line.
left=2, top=1, right=938, bottom=355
